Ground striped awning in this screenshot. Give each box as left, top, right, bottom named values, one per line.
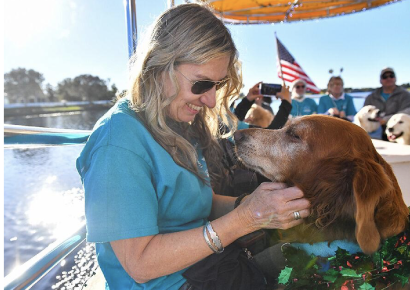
left=200, top=0, right=401, bottom=24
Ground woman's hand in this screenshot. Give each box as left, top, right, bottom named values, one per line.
left=235, top=182, right=310, bottom=232
left=328, top=107, right=340, bottom=116
left=246, top=82, right=264, bottom=101
left=276, top=84, right=291, bottom=104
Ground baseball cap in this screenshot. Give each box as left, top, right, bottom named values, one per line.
left=380, top=67, right=395, bottom=78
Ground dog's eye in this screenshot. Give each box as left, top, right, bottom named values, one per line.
left=398, top=121, right=403, bottom=124
left=286, top=129, right=300, bottom=140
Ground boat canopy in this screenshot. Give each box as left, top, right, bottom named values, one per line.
left=200, top=0, right=401, bottom=24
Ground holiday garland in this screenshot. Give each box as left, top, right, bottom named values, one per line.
left=278, top=221, right=410, bottom=289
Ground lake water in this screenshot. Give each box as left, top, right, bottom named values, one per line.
left=3, top=93, right=369, bottom=288
left=4, top=110, right=107, bottom=289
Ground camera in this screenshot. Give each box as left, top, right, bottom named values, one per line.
left=260, top=83, right=282, bottom=96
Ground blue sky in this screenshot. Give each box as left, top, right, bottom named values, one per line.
left=4, top=0, right=410, bottom=94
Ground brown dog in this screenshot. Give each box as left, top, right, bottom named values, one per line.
left=234, top=115, right=408, bottom=255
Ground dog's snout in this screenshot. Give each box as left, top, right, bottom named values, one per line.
left=234, top=130, right=246, bottom=143
left=388, top=127, right=394, bottom=132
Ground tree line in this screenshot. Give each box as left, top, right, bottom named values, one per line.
left=4, top=68, right=118, bottom=104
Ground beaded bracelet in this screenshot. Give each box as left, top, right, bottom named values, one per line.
left=206, top=221, right=224, bottom=254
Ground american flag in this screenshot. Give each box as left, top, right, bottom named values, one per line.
left=276, top=37, right=320, bottom=94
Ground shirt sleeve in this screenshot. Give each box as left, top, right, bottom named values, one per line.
left=83, top=145, right=159, bottom=243
left=234, top=98, right=254, bottom=121
left=345, top=96, right=357, bottom=117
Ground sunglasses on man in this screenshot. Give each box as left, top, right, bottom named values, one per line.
left=177, top=70, right=230, bottom=94
left=296, top=85, right=305, bottom=89
left=381, top=73, right=395, bottom=80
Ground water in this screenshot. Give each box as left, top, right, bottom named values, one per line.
left=4, top=110, right=108, bottom=289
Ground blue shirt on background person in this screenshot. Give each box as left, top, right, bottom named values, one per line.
left=317, top=76, right=357, bottom=121
left=290, top=79, right=317, bottom=117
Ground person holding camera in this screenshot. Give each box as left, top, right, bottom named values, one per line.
left=77, top=4, right=309, bottom=290
left=234, top=81, right=292, bottom=130
left=318, top=76, right=357, bottom=121
left=290, top=79, right=318, bottom=117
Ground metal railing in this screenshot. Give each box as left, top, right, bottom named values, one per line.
left=4, top=125, right=91, bottom=289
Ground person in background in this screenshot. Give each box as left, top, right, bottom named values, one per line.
left=76, top=4, right=310, bottom=290
left=364, top=67, right=410, bottom=140
left=289, top=79, right=318, bottom=117
left=318, top=76, right=357, bottom=121
left=234, top=81, right=292, bottom=129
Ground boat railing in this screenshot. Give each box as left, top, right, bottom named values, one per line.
left=4, top=124, right=91, bottom=290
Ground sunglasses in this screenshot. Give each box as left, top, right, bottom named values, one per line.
left=177, top=70, right=230, bottom=94
left=382, top=73, right=395, bottom=80
left=296, top=85, right=305, bottom=89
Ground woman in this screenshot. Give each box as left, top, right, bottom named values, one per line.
left=318, top=76, right=357, bottom=121
left=76, top=4, right=310, bottom=289
left=290, top=79, right=318, bottom=117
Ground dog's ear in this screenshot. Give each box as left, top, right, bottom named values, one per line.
left=352, top=157, right=393, bottom=254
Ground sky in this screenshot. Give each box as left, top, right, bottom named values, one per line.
left=3, top=0, right=410, bottom=95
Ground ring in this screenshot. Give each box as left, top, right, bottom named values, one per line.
left=293, top=211, right=301, bottom=220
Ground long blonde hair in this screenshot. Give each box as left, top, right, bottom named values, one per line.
left=127, top=3, right=242, bottom=184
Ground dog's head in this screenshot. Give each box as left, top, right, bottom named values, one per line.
left=386, top=113, right=410, bottom=145
left=354, top=105, right=381, bottom=133
left=234, top=115, right=408, bottom=254
left=244, top=104, right=274, bottom=128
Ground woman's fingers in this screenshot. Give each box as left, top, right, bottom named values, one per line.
left=243, top=183, right=310, bottom=230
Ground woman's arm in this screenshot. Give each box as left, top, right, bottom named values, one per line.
left=111, top=183, right=309, bottom=283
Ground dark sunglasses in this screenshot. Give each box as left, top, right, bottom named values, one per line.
left=177, top=70, right=230, bottom=94
left=296, top=85, right=305, bottom=89
left=382, top=73, right=395, bottom=80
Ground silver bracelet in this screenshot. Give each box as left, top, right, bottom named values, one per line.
left=206, top=221, right=224, bottom=253
left=203, top=223, right=218, bottom=253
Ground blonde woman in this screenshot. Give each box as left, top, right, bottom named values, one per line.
left=77, top=4, right=309, bottom=289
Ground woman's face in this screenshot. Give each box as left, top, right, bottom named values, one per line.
left=329, top=80, right=344, bottom=96
left=165, top=56, right=230, bottom=123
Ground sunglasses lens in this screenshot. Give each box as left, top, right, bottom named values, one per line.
left=382, top=73, right=395, bottom=79
left=191, top=81, right=215, bottom=94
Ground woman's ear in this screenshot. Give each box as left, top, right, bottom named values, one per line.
left=353, top=158, right=393, bottom=254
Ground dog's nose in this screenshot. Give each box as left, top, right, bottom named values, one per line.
left=388, top=127, right=394, bottom=132
left=234, top=130, right=245, bottom=143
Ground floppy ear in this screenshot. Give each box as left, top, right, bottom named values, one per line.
left=353, top=158, right=394, bottom=254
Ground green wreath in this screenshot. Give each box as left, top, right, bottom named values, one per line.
left=278, top=223, right=410, bottom=289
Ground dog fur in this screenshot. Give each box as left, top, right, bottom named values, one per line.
left=234, top=115, right=408, bottom=255
left=353, top=105, right=382, bottom=133
left=386, top=113, right=410, bottom=145
left=244, top=104, right=274, bottom=128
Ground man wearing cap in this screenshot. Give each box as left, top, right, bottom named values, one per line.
left=364, top=67, right=410, bottom=140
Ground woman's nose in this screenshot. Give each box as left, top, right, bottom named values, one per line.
left=200, top=89, right=217, bottom=109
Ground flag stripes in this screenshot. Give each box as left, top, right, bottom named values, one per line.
left=276, top=37, right=320, bottom=93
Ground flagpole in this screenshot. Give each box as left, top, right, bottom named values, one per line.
left=275, top=32, right=285, bottom=84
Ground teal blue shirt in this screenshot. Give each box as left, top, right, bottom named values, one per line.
left=290, top=98, right=318, bottom=117
left=317, top=94, right=357, bottom=119
left=381, top=91, right=390, bottom=101
left=76, top=98, right=213, bottom=290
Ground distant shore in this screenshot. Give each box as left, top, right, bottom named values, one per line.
left=4, top=100, right=114, bottom=119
